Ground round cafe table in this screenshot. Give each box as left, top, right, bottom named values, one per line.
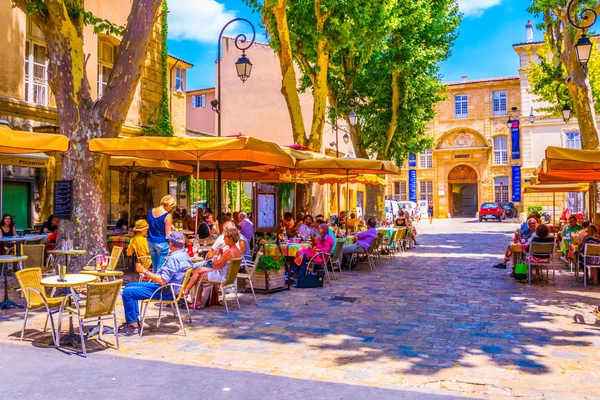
left=0, top=255, right=27, bottom=310
left=47, top=249, right=87, bottom=272
left=41, top=273, right=96, bottom=346
left=80, top=269, right=124, bottom=280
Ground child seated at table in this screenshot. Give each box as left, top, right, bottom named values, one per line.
left=127, top=219, right=151, bottom=270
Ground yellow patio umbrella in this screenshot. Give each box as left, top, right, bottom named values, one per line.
left=538, top=146, right=600, bottom=172
left=525, top=182, right=589, bottom=226
left=89, top=135, right=295, bottom=232
left=0, top=120, right=69, bottom=154
left=109, top=157, right=194, bottom=220
left=300, top=173, right=386, bottom=186
left=294, top=157, right=400, bottom=231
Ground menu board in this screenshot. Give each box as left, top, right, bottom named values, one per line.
left=54, top=180, right=73, bottom=219
left=257, top=194, right=276, bottom=229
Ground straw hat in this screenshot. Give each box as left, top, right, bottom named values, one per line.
left=133, top=219, right=149, bottom=232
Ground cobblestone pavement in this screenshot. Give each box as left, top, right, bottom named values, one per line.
left=1, top=218, right=600, bottom=399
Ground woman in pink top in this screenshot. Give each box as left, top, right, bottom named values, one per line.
left=294, top=223, right=334, bottom=277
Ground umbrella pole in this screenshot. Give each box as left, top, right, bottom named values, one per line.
left=0, top=165, right=3, bottom=216
left=346, top=170, right=349, bottom=235
left=293, top=171, right=297, bottom=218
left=238, top=168, right=242, bottom=211
left=195, top=158, right=200, bottom=236
left=128, top=171, right=132, bottom=226
left=553, top=192, right=556, bottom=227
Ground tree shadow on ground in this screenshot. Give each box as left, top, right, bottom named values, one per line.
left=186, top=230, right=600, bottom=377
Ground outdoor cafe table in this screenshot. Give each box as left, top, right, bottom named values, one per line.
left=262, top=242, right=312, bottom=257
left=107, top=235, right=131, bottom=250
left=46, top=249, right=87, bottom=272
left=80, top=269, right=124, bottom=280
left=41, top=273, right=96, bottom=346
left=0, top=255, right=27, bottom=309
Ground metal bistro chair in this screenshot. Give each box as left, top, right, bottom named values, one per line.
left=139, top=268, right=193, bottom=337
left=238, top=252, right=262, bottom=305
left=57, top=279, right=122, bottom=357
left=328, top=238, right=346, bottom=279
left=381, top=230, right=397, bottom=260
left=350, top=237, right=378, bottom=272
left=527, top=242, right=556, bottom=285
left=582, top=243, right=600, bottom=289
left=197, top=258, right=242, bottom=314
left=306, top=252, right=333, bottom=286
left=15, top=267, right=64, bottom=347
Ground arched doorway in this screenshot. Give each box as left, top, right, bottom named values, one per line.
left=448, top=165, right=478, bottom=217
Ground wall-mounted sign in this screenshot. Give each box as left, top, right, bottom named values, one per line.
left=512, top=166, right=521, bottom=202
left=511, top=120, right=521, bottom=160
left=408, top=169, right=417, bottom=202
left=54, top=180, right=72, bottom=219
left=408, top=153, right=417, bottom=167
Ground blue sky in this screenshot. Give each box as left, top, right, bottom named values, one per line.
left=167, top=0, right=542, bottom=90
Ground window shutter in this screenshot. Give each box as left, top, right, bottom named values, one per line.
left=192, top=95, right=196, bottom=108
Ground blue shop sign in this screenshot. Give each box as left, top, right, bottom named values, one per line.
left=512, top=166, right=521, bottom=202
left=408, top=169, right=417, bottom=202
left=511, top=120, right=521, bottom=160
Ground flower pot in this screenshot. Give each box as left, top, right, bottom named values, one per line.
left=251, top=268, right=286, bottom=291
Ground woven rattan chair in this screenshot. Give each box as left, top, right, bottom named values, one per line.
left=15, top=268, right=64, bottom=347
left=395, top=228, right=407, bottom=252
left=526, top=242, right=556, bottom=285
left=83, top=246, right=123, bottom=272
left=139, top=268, right=193, bottom=337
left=198, top=258, right=242, bottom=314
left=57, top=279, right=122, bottom=357
left=306, top=252, right=332, bottom=285
left=381, top=230, right=397, bottom=260
left=22, top=244, right=54, bottom=275
left=237, top=252, right=262, bottom=305
left=328, top=239, right=346, bottom=279
left=583, top=243, right=600, bottom=289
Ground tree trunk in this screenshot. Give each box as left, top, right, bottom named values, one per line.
left=567, top=61, right=599, bottom=149
left=365, top=185, right=385, bottom=222
left=267, top=0, right=308, bottom=146
left=307, top=41, right=329, bottom=151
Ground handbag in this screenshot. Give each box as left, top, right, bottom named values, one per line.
left=296, top=270, right=325, bottom=288
left=514, top=263, right=527, bottom=280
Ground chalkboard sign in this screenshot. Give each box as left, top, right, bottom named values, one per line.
left=54, top=180, right=73, bottom=219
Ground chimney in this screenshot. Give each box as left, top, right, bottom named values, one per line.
left=526, top=20, right=533, bottom=43
left=461, top=76, right=468, bottom=82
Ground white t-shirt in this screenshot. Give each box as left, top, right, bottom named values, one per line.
left=211, top=234, right=248, bottom=253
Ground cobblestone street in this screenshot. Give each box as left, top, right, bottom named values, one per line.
left=2, top=219, right=600, bottom=399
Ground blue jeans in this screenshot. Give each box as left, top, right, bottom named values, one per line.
left=121, top=282, right=174, bottom=324
left=148, top=241, right=169, bottom=272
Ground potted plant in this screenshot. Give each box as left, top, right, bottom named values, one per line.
left=251, top=254, right=286, bottom=291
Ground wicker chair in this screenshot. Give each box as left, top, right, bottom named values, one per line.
left=526, top=242, right=556, bottom=285
left=395, top=228, right=407, bottom=252
left=583, top=243, right=600, bottom=289
left=327, top=239, right=346, bottom=279
left=57, top=279, right=122, bottom=357
left=139, top=268, right=193, bottom=337
left=83, top=246, right=123, bottom=272
left=22, top=244, right=53, bottom=274
left=381, top=230, right=398, bottom=260
left=15, top=267, right=65, bottom=347
left=306, top=252, right=333, bottom=285
left=197, top=258, right=242, bottom=314
left=237, top=252, right=262, bottom=305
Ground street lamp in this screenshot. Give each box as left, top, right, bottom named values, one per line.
left=348, top=111, right=358, bottom=126
left=529, top=107, right=535, bottom=124
left=506, top=106, right=519, bottom=129
left=213, top=18, right=256, bottom=218
left=566, top=0, right=597, bottom=66
left=342, top=132, right=350, bottom=144
left=556, top=84, right=572, bottom=122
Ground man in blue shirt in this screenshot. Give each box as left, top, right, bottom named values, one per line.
left=119, top=231, right=192, bottom=336
left=339, top=219, right=378, bottom=269
left=492, top=218, right=537, bottom=270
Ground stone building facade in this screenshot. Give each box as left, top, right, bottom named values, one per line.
left=0, top=1, right=192, bottom=228
left=389, top=76, right=522, bottom=218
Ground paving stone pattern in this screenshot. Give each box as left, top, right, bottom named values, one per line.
left=1, top=219, right=600, bottom=399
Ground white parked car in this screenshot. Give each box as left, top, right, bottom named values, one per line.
left=397, top=201, right=418, bottom=219
left=385, top=199, right=401, bottom=223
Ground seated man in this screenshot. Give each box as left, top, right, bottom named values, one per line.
left=493, top=217, right=537, bottom=270
left=118, top=231, right=192, bottom=336
left=338, top=218, right=378, bottom=269
left=197, top=213, right=215, bottom=239
left=346, top=212, right=361, bottom=231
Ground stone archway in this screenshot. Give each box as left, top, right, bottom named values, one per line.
left=448, top=165, right=478, bottom=217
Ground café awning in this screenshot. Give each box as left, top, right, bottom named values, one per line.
left=109, top=156, right=193, bottom=175
left=0, top=153, right=49, bottom=168
left=294, top=157, right=400, bottom=175
left=524, top=183, right=589, bottom=193
left=0, top=120, right=69, bottom=154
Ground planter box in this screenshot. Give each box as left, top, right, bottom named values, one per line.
left=251, top=268, right=286, bottom=291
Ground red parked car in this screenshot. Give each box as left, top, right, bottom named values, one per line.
left=479, top=202, right=505, bottom=222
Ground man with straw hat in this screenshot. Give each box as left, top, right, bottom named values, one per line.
left=126, top=219, right=151, bottom=271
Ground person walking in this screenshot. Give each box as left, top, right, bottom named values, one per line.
left=147, top=194, right=175, bottom=272
left=427, top=202, right=434, bottom=224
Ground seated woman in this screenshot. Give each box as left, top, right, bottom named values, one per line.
left=297, top=214, right=316, bottom=241
left=183, top=228, right=241, bottom=308
left=526, top=224, right=555, bottom=279
left=293, top=223, right=334, bottom=278
left=580, top=224, right=600, bottom=285
left=115, top=211, right=129, bottom=232
left=40, top=215, right=59, bottom=234
left=394, top=210, right=407, bottom=227
left=1, top=214, right=17, bottom=254
left=126, top=219, right=152, bottom=270
left=404, top=211, right=418, bottom=245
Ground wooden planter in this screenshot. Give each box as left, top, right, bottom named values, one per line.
left=251, top=268, right=286, bottom=291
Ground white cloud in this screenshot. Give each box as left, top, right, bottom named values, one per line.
left=168, top=0, right=238, bottom=43
left=458, top=0, right=503, bottom=17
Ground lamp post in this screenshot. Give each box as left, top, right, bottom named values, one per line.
left=506, top=106, right=520, bottom=129
left=566, top=0, right=597, bottom=67
left=212, top=18, right=256, bottom=218
left=556, top=84, right=572, bottom=122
